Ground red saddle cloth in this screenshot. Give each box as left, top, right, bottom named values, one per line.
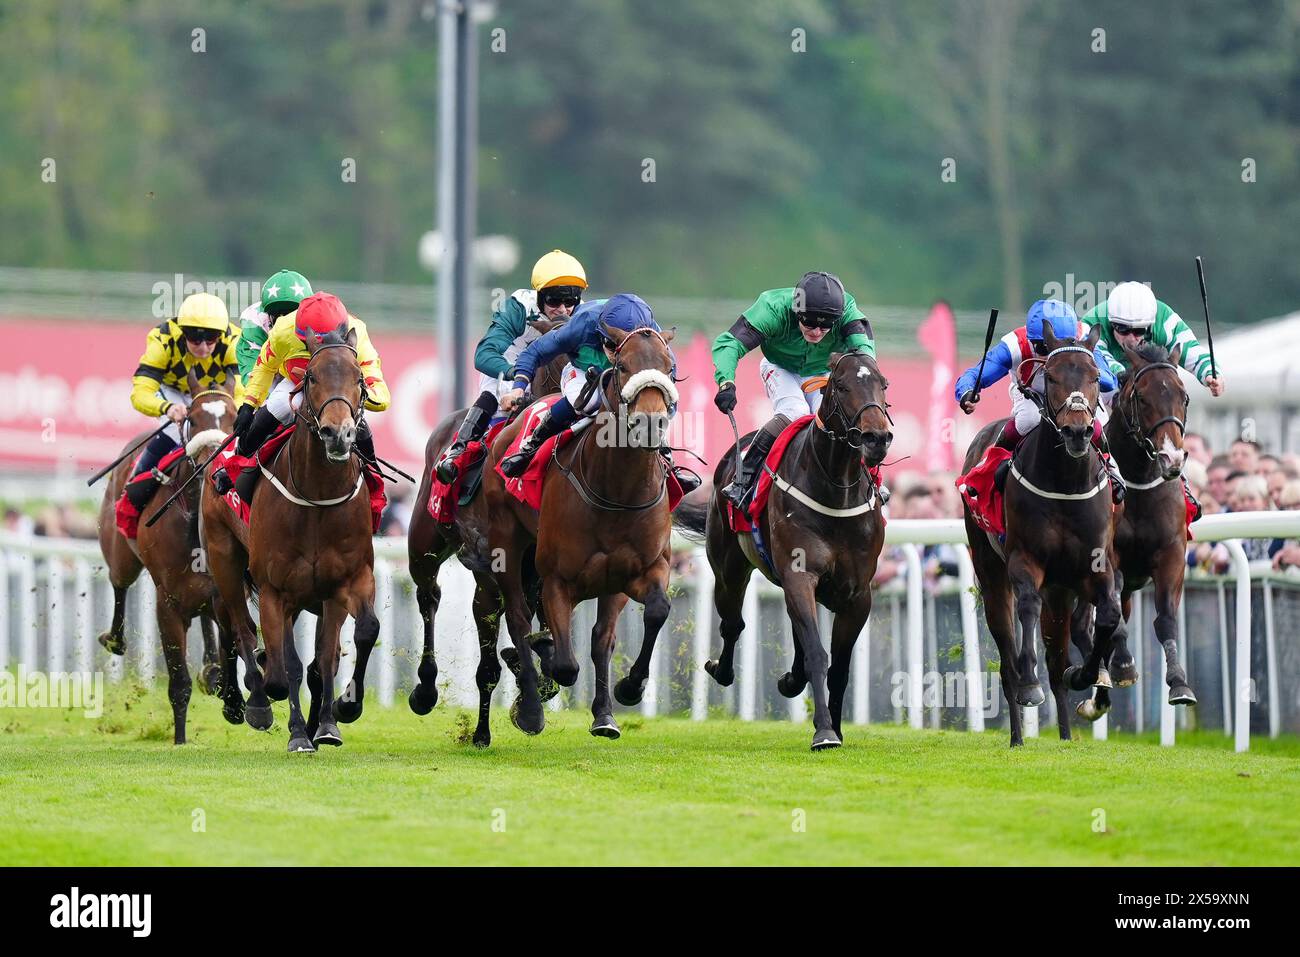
left=210, top=426, right=387, bottom=532
left=114, top=446, right=188, bottom=540
left=726, top=415, right=884, bottom=534
left=956, top=445, right=1012, bottom=537
left=494, top=396, right=686, bottom=512
left=427, top=419, right=508, bottom=524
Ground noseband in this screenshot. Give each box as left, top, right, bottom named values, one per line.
left=1118, top=362, right=1187, bottom=462
left=1030, top=346, right=1099, bottom=438
left=802, top=354, right=892, bottom=491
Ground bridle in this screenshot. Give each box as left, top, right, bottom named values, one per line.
left=180, top=387, right=236, bottom=452
left=294, top=342, right=366, bottom=440
left=1116, top=362, right=1187, bottom=463
left=1024, top=346, right=1099, bottom=441
left=802, top=352, right=892, bottom=491
left=552, top=327, right=678, bottom=512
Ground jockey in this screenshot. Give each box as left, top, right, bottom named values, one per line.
left=495, top=293, right=701, bottom=493
left=235, top=269, right=313, bottom=385
left=119, top=292, right=243, bottom=524
left=434, top=249, right=586, bottom=484
left=223, top=292, right=390, bottom=496
left=955, top=298, right=1124, bottom=502
left=711, top=271, right=877, bottom=509
left=1082, top=281, right=1226, bottom=403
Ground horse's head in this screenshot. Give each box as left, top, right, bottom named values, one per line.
left=601, top=323, right=678, bottom=450
left=184, top=368, right=236, bottom=454
left=303, top=328, right=364, bottom=463
left=1040, top=323, right=1102, bottom=459
left=1119, top=341, right=1188, bottom=479
left=819, top=351, right=893, bottom=467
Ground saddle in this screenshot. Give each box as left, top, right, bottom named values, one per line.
left=956, top=445, right=1013, bottom=537
left=114, top=446, right=188, bottom=540
left=427, top=420, right=507, bottom=524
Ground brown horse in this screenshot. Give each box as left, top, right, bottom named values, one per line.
left=480, top=324, right=680, bottom=739
left=96, top=370, right=237, bottom=743
left=406, top=339, right=570, bottom=748
left=962, top=324, right=1124, bottom=746
left=700, top=351, right=893, bottom=750
left=201, top=332, right=380, bottom=753
left=1072, top=342, right=1196, bottom=720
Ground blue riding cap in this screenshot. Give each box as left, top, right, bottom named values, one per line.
left=598, top=293, right=659, bottom=334
left=1025, top=298, right=1078, bottom=343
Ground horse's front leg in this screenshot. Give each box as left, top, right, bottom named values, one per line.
left=1041, top=601, right=1073, bottom=741
left=1069, top=600, right=1110, bottom=722
left=337, top=566, right=379, bottom=724
left=782, top=572, right=838, bottom=750
left=470, top=574, right=504, bottom=748
left=1068, top=570, right=1122, bottom=692
left=408, top=556, right=443, bottom=716
left=827, top=595, right=872, bottom=742
left=311, top=598, right=349, bottom=747
left=284, top=613, right=314, bottom=753
left=1006, top=554, right=1046, bottom=708
left=197, top=610, right=223, bottom=696
left=499, top=536, right=545, bottom=735
left=591, top=592, right=631, bottom=738
left=615, top=563, right=672, bottom=708
left=1153, top=547, right=1196, bottom=705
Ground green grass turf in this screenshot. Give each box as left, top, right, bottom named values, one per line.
left=1, top=683, right=1297, bottom=866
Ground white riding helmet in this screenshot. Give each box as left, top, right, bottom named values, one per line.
left=1107, top=281, right=1158, bottom=329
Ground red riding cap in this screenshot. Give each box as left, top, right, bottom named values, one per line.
left=294, top=292, right=350, bottom=344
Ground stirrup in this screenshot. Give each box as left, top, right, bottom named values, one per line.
left=212, top=467, right=233, bottom=495
left=435, top=444, right=465, bottom=484
left=672, top=467, right=702, bottom=496
left=500, top=443, right=538, bottom=478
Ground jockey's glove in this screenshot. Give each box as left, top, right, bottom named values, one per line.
left=714, top=381, right=737, bottom=414
left=232, top=403, right=255, bottom=438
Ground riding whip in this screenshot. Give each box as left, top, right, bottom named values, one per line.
left=970, top=308, right=1000, bottom=403
left=1195, top=256, right=1218, bottom=380
left=144, top=433, right=237, bottom=529
left=86, top=421, right=172, bottom=486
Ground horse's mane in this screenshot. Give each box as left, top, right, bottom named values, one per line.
left=1118, top=342, right=1172, bottom=386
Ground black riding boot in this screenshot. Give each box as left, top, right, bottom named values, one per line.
left=661, top=449, right=702, bottom=496
left=500, top=407, right=569, bottom=478
left=436, top=395, right=495, bottom=484
left=721, top=414, right=790, bottom=509
left=226, top=407, right=283, bottom=502
left=124, top=432, right=179, bottom=510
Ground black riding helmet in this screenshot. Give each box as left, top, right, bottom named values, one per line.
left=794, top=271, right=846, bottom=328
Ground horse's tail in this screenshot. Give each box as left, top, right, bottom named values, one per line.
left=672, top=498, right=708, bottom=539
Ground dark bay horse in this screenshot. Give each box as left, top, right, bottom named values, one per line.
left=406, top=339, right=570, bottom=749
left=701, top=351, right=893, bottom=750
left=480, top=324, right=681, bottom=740
left=96, top=370, right=236, bottom=743
left=201, top=332, right=380, bottom=752
left=962, top=324, right=1124, bottom=746
left=1073, top=342, right=1196, bottom=721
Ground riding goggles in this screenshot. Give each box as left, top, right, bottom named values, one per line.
left=1110, top=321, right=1145, bottom=337
left=797, top=313, right=836, bottom=331
left=540, top=287, right=582, bottom=309
left=182, top=328, right=222, bottom=344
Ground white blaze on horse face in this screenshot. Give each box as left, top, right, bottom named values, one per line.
left=201, top=400, right=227, bottom=419
left=856, top=366, right=871, bottom=380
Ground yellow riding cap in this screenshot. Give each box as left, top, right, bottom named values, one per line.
left=243, top=311, right=391, bottom=413
left=176, top=292, right=231, bottom=332
left=530, top=249, right=587, bottom=291
left=131, top=317, right=243, bottom=417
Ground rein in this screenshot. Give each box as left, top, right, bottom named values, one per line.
left=1010, top=344, right=1106, bottom=501
left=1117, top=362, right=1187, bottom=463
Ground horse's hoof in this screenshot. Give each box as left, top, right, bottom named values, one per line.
left=313, top=723, right=343, bottom=747
left=1095, top=666, right=1113, bottom=689
left=335, top=698, right=363, bottom=724
left=1111, top=660, right=1139, bottom=687
left=245, top=704, right=274, bottom=732
left=1016, top=684, right=1045, bottom=707
left=197, top=663, right=223, bottom=696
left=500, top=645, right=520, bottom=673
left=1076, top=698, right=1109, bottom=722
left=1169, top=685, right=1197, bottom=706
left=811, top=729, right=842, bottom=751
left=408, top=684, right=438, bottom=716
left=613, top=675, right=645, bottom=707
left=288, top=735, right=317, bottom=753
left=472, top=727, right=491, bottom=749
left=221, top=703, right=245, bottom=726
left=97, top=631, right=125, bottom=657
left=704, top=659, right=733, bottom=687
left=777, top=671, right=806, bottom=698
left=590, top=716, right=621, bottom=739
left=509, top=696, right=545, bottom=736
